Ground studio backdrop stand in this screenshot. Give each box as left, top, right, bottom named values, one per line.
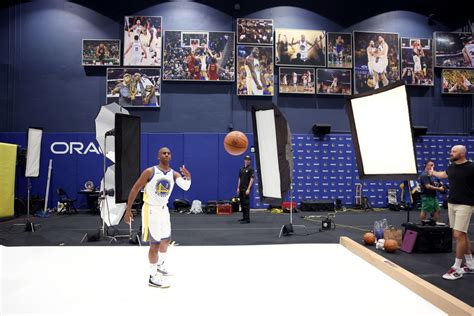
left=14, top=178, right=38, bottom=232
left=279, top=185, right=309, bottom=238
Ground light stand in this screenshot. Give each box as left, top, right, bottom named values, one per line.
left=14, top=178, right=36, bottom=232
left=279, top=184, right=309, bottom=238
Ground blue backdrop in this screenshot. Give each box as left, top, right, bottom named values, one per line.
left=2, top=132, right=474, bottom=210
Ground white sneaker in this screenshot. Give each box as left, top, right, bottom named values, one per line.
left=157, top=263, right=171, bottom=276
left=442, top=267, right=463, bottom=280
left=460, top=264, right=474, bottom=274
left=149, top=274, right=170, bottom=288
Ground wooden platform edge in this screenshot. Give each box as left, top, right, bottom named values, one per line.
left=340, top=236, right=474, bottom=316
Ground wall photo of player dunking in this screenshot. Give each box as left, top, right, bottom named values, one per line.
left=353, top=31, right=400, bottom=94
left=434, top=32, right=474, bottom=69
left=275, top=28, right=326, bottom=67
left=400, top=38, right=434, bottom=86
left=442, top=69, right=474, bottom=94
left=327, top=32, right=352, bottom=68
left=279, top=67, right=315, bottom=94
left=106, top=68, right=161, bottom=107
left=162, top=30, right=235, bottom=81
left=316, top=69, right=351, bottom=95
left=123, top=16, right=162, bottom=67
left=237, top=18, right=273, bottom=45
left=81, top=39, right=121, bottom=66
left=236, top=45, right=274, bottom=96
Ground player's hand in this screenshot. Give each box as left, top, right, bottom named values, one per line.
left=438, top=186, right=445, bottom=192
left=124, top=208, right=134, bottom=225
left=245, top=189, right=250, bottom=196
left=236, top=188, right=240, bottom=195
left=257, top=84, right=263, bottom=90
left=180, top=165, right=191, bottom=180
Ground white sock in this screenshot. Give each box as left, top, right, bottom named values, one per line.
left=150, top=263, right=158, bottom=276
left=158, top=252, right=166, bottom=266
left=465, top=254, right=473, bottom=265
left=453, top=258, right=462, bottom=269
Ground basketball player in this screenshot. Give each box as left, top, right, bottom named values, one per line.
left=306, top=70, right=313, bottom=89
left=124, top=35, right=147, bottom=65
left=281, top=73, right=288, bottom=92
left=132, top=73, right=158, bottom=106
left=244, top=47, right=263, bottom=95
left=95, top=43, right=109, bottom=65
left=330, top=75, right=339, bottom=93
left=366, top=40, right=377, bottom=88
left=372, top=36, right=390, bottom=89
left=429, top=145, right=474, bottom=280
left=207, top=57, right=219, bottom=81
left=124, top=148, right=191, bottom=288
left=128, top=17, right=144, bottom=39
left=401, top=66, right=414, bottom=85
left=290, top=35, right=315, bottom=63
left=111, top=73, right=133, bottom=106
left=292, top=71, right=298, bottom=92
left=412, top=40, right=425, bottom=84
left=462, top=37, right=474, bottom=67
left=277, top=33, right=290, bottom=64
left=186, top=52, right=196, bottom=79
left=335, top=35, right=345, bottom=65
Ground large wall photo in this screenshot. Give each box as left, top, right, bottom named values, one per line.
left=236, top=45, right=274, bottom=96
left=434, top=32, right=474, bottom=68
left=400, top=38, right=434, bottom=86
left=123, top=16, right=162, bottom=67
left=353, top=31, right=400, bottom=94
left=275, top=28, right=326, bottom=67
left=163, top=30, right=235, bottom=81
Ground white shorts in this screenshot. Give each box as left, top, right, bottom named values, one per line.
left=142, top=203, right=171, bottom=242
left=448, top=203, right=474, bottom=233
left=373, top=59, right=387, bottom=74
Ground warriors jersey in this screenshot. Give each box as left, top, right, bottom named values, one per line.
left=245, top=57, right=262, bottom=95
left=144, top=166, right=175, bottom=206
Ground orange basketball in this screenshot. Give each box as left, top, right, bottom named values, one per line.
left=384, top=239, right=399, bottom=253
left=363, top=232, right=376, bottom=245
left=224, top=131, right=248, bottom=156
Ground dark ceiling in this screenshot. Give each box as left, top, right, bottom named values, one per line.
left=2, top=0, right=473, bottom=29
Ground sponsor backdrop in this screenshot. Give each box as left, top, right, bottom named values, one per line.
left=1, top=133, right=473, bottom=211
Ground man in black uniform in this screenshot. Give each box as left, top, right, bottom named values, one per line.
left=430, top=145, right=474, bottom=280
left=236, top=155, right=254, bottom=223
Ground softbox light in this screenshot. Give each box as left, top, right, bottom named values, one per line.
left=251, top=103, right=293, bottom=204
left=95, top=103, right=129, bottom=162
left=100, top=164, right=127, bottom=226
left=346, top=82, right=417, bottom=180
left=25, top=127, right=43, bottom=178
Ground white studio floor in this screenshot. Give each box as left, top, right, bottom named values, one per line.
left=1, top=243, right=446, bottom=316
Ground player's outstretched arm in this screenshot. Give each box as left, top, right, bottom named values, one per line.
left=174, top=166, right=191, bottom=191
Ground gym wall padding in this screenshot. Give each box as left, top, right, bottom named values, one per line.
left=0, top=143, right=17, bottom=218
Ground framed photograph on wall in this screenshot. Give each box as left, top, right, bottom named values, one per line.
left=441, top=69, right=474, bottom=94
left=82, top=39, right=120, bottom=66
left=279, top=67, right=315, bottom=94
left=316, top=69, right=351, bottom=95
left=237, top=18, right=273, bottom=45
left=236, top=45, right=274, bottom=96
left=275, top=28, right=326, bottom=67
left=353, top=31, right=400, bottom=94
left=434, top=32, right=474, bottom=68
left=162, top=30, right=235, bottom=81
left=106, top=68, right=161, bottom=107
left=123, top=16, right=162, bottom=67
left=327, top=32, right=352, bottom=68
left=400, top=38, right=434, bottom=86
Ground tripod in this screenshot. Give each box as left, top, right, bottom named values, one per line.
left=279, top=185, right=309, bottom=238
left=14, top=178, right=38, bottom=232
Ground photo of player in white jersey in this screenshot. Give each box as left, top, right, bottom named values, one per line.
left=435, top=32, right=474, bottom=69
left=237, top=45, right=273, bottom=96
left=279, top=67, right=315, bottom=94
left=275, top=28, right=326, bottom=67
left=401, top=37, right=433, bottom=86
left=316, top=68, right=351, bottom=95
left=124, top=16, right=162, bottom=66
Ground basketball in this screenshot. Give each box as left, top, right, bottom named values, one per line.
left=224, top=131, right=248, bottom=156
left=363, top=232, right=376, bottom=245
left=384, top=239, right=399, bottom=253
